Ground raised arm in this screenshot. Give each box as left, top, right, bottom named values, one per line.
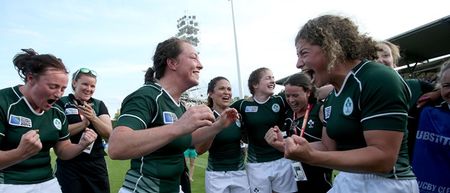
left=285, top=129, right=402, bottom=173
left=78, top=103, right=112, bottom=139
left=0, top=130, right=42, bottom=170
left=191, top=108, right=238, bottom=146
left=108, top=105, right=215, bottom=160
left=54, top=128, right=98, bottom=160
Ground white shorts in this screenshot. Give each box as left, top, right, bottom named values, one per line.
left=246, top=158, right=297, bottom=193
left=119, top=186, right=184, bottom=193
left=329, top=171, right=419, bottom=193
left=0, top=178, right=62, bottom=193
left=205, top=170, right=250, bottom=193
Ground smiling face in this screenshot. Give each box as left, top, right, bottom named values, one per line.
left=254, top=69, right=275, bottom=96
left=27, top=69, right=68, bottom=112
left=73, top=74, right=97, bottom=101
left=376, top=43, right=395, bottom=68
left=440, top=69, right=450, bottom=103
left=284, top=84, right=310, bottom=114
left=174, top=42, right=203, bottom=88
left=209, top=79, right=232, bottom=110
left=296, top=39, right=330, bottom=88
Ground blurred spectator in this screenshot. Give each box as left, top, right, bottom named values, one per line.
left=412, top=59, right=450, bottom=193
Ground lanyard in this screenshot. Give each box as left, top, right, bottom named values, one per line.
left=293, top=104, right=312, bottom=137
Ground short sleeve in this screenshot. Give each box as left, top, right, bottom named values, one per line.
left=116, top=94, right=155, bottom=130
left=59, top=116, right=70, bottom=141
left=98, top=100, right=109, bottom=116
left=360, top=69, right=410, bottom=131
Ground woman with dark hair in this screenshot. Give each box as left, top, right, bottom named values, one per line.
left=0, top=49, right=97, bottom=193
left=55, top=67, right=112, bottom=193
left=231, top=67, right=297, bottom=193
left=108, top=37, right=238, bottom=193
left=284, top=15, right=418, bottom=193
left=196, top=76, right=249, bottom=193
left=265, top=72, right=332, bottom=193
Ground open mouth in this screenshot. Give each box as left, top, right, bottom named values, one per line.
left=47, top=99, right=56, bottom=105
left=222, top=95, right=231, bottom=101
left=303, top=69, right=315, bottom=83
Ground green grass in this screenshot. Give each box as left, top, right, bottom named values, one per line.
left=190, top=153, right=208, bottom=193
left=51, top=150, right=208, bottom=193
left=52, top=151, right=335, bottom=193
left=50, top=150, right=129, bottom=193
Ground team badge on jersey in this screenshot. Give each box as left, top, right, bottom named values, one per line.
left=245, top=106, right=258, bottom=112
left=343, top=97, right=353, bottom=116
left=9, top=114, right=32, bottom=128
left=163, top=111, right=178, bottom=124
left=307, top=119, right=314, bottom=129
left=235, top=119, right=241, bottom=127
left=324, top=106, right=331, bottom=120
left=53, top=118, right=62, bottom=130
left=272, top=104, right=280, bottom=113
left=65, top=108, right=79, bottom=115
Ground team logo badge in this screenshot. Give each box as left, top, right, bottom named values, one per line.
left=65, top=108, right=79, bottom=115
left=324, top=106, right=331, bottom=120
left=272, top=104, right=280, bottom=112
left=53, top=118, right=62, bottom=130
left=343, top=97, right=353, bottom=116
left=9, top=114, right=32, bottom=128
left=235, top=119, right=241, bottom=127
left=163, top=111, right=178, bottom=124
left=245, top=106, right=258, bottom=112
left=307, top=119, right=314, bottom=129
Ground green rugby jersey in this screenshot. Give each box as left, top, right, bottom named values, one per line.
left=207, top=110, right=245, bottom=171
left=231, top=95, right=286, bottom=163
left=116, top=83, right=192, bottom=193
left=323, top=60, right=415, bottom=179
left=0, top=86, right=69, bottom=184
left=283, top=101, right=323, bottom=142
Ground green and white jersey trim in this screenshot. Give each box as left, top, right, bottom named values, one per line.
left=116, top=83, right=190, bottom=192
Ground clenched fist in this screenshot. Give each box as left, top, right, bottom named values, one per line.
left=18, top=130, right=42, bottom=158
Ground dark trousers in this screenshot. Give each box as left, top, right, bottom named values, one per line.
left=180, top=160, right=191, bottom=193
left=56, top=157, right=110, bottom=193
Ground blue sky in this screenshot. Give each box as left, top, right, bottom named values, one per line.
left=1, top=0, right=449, bottom=116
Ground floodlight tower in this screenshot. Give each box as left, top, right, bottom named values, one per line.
left=176, top=13, right=200, bottom=47
left=176, top=13, right=204, bottom=104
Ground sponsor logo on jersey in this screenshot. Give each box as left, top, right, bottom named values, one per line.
left=53, top=118, right=62, bottom=130
left=163, top=111, right=178, bottom=124
left=245, top=106, right=258, bottom=112
left=343, top=97, right=353, bottom=116
left=324, top=106, right=331, bottom=120
left=272, top=104, right=280, bottom=112
left=65, top=108, right=79, bottom=115
left=9, top=114, right=32, bottom=128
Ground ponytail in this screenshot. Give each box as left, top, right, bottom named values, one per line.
left=144, top=67, right=156, bottom=84
left=13, top=48, right=67, bottom=82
